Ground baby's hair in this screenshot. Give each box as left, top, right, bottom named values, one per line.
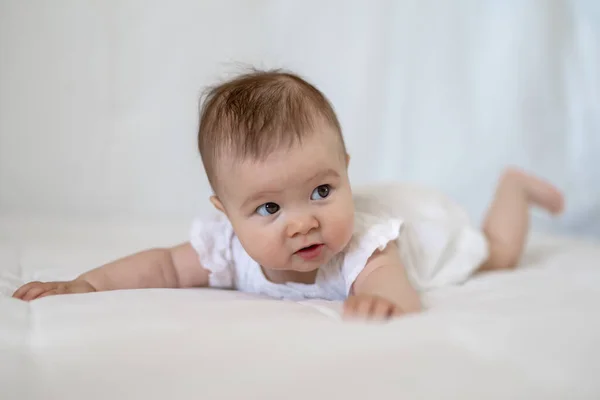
left=197, top=68, right=345, bottom=190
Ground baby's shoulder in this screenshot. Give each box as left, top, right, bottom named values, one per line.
left=189, top=213, right=253, bottom=289
left=346, top=209, right=402, bottom=254
left=337, top=199, right=403, bottom=294
left=349, top=190, right=400, bottom=244
left=190, top=212, right=234, bottom=243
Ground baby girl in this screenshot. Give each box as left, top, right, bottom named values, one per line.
left=12, top=70, right=564, bottom=320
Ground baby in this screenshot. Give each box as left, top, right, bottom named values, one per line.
left=12, top=70, right=564, bottom=320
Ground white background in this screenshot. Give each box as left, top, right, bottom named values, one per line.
left=0, top=0, right=598, bottom=236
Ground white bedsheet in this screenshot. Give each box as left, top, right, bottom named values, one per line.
left=1, top=215, right=599, bottom=400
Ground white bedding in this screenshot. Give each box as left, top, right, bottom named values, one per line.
left=1, top=215, right=599, bottom=400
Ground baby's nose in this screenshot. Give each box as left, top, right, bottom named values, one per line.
left=286, top=214, right=319, bottom=237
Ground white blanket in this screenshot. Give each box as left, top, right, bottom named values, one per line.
left=1, top=215, right=599, bottom=399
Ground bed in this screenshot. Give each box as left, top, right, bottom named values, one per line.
left=1, top=214, right=599, bottom=399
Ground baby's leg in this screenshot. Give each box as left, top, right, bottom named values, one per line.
left=479, top=167, right=564, bottom=271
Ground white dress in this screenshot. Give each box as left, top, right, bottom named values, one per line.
left=189, top=183, right=489, bottom=300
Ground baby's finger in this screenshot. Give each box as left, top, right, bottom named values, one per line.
left=12, top=281, right=42, bottom=299
left=22, top=286, right=49, bottom=301
left=391, top=306, right=405, bottom=317
left=354, top=298, right=375, bottom=319
left=343, top=298, right=366, bottom=319
left=342, top=297, right=359, bottom=315
left=371, top=300, right=394, bottom=320
left=36, top=289, right=58, bottom=300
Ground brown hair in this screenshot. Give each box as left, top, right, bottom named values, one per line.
left=197, top=69, right=345, bottom=190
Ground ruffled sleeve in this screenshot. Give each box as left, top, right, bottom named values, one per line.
left=340, top=212, right=403, bottom=295
left=189, top=213, right=236, bottom=289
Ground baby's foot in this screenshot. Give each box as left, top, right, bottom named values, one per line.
left=504, top=167, right=565, bottom=215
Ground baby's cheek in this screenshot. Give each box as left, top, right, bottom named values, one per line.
left=244, top=237, right=272, bottom=261
left=236, top=227, right=264, bottom=256
left=324, top=207, right=354, bottom=250
left=240, top=230, right=285, bottom=267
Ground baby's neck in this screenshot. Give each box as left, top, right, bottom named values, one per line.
left=261, top=267, right=318, bottom=285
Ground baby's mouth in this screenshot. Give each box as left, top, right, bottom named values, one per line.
left=295, top=244, right=324, bottom=261
left=299, top=244, right=319, bottom=251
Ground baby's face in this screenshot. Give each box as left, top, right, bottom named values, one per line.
left=214, top=127, right=354, bottom=273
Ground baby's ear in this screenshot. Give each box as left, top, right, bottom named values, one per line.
left=210, top=196, right=226, bottom=213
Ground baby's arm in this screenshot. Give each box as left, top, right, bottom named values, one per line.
left=344, top=241, right=422, bottom=320
left=12, top=243, right=209, bottom=301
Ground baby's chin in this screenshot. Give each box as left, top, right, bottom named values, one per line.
left=264, top=261, right=321, bottom=272
left=262, top=256, right=331, bottom=273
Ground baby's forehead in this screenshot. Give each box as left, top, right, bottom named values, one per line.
left=214, top=135, right=345, bottom=196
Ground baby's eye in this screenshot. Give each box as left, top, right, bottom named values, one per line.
left=310, top=184, right=331, bottom=200
left=256, top=202, right=280, bottom=216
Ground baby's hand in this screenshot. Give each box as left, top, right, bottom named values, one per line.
left=12, top=279, right=96, bottom=301
left=343, top=294, right=404, bottom=321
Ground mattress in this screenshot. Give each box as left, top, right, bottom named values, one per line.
left=1, top=214, right=599, bottom=400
